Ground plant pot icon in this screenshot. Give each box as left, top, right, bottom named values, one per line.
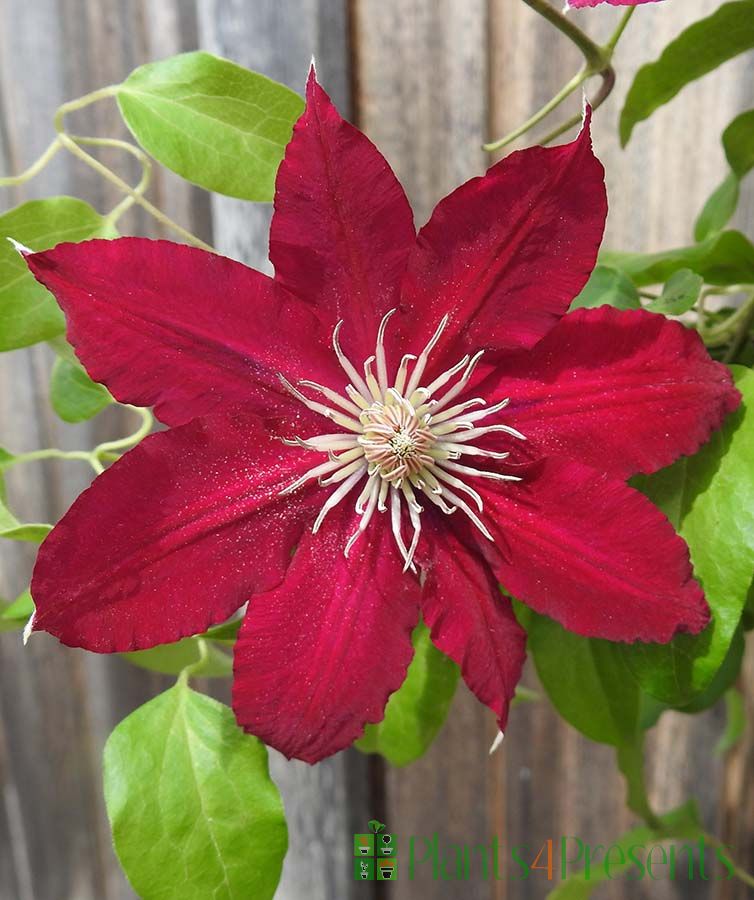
left=378, top=859, right=396, bottom=880
left=358, top=846, right=370, bottom=856
left=360, top=872, right=369, bottom=880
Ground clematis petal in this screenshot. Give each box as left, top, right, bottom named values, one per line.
left=400, top=109, right=606, bottom=362
left=30, top=408, right=323, bottom=652
left=269, top=69, right=416, bottom=360
left=418, top=518, right=526, bottom=731
left=483, top=306, right=740, bottom=479
left=232, top=502, right=421, bottom=763
left=566, top=0, right=662, bottom=8
left=24, top=237, right=339, bottom=427
left=469, top=457, right=709, bottom=644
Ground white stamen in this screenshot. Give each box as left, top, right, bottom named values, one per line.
left=312, top=469, right=365, bottom=533
left=299, top=380, right=364, bottom=416
left=375, top=308, right=397, bottom=393
left=405, top=315, right=449, bottom=397
left=333, top=321, right=371, bottom=399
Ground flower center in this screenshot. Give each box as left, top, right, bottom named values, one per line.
left=278, top=310, right=525, bottom=571
left=361, top=399, right=435, bottom=479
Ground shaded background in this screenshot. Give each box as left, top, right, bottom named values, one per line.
left=1, top=0, right=753, bottom=898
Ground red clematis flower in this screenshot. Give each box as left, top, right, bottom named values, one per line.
left=566, top=0, right=663, bottom=8
left=21, top=72, right=737, bottom=764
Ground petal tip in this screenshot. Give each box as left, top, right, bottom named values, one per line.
left=7, top=236, right=33, bottom=256
left=22, top=610, right=37, bottom=645
left=488, top=730, right=505, bottom=755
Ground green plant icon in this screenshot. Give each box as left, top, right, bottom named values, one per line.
left=368, top=820, right=385, bottom=834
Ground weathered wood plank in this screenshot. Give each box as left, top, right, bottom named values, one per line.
left=194, top=4, right=372, bottom=900
left=0, top=2, right=207, bottom=897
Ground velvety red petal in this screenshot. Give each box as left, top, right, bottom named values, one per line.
left=30, top=408, right=322, bottom=652
left=25, top=237, right=339, bottom=427
left=400, top=110, right=606, bottom=363
left=418, top=518, right=526, bottom=730
left=232, top=502, right=421, bottom=763
left=483, top=306, right=740, bottom=479
left=469, top=457, right=709, bottom=643
left=269, top=69, right=416, bottom=361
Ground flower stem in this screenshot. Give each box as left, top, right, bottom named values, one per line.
left=0, top=138, right=62, bottom=187
left=483, top=67, right=589, bottom=152
left=537, top=66, right=616, bottom=146
left=604, top=6, right=636, bottom=53
left=521, top=0, right=606, bottom=71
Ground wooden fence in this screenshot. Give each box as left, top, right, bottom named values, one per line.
left=0, top=1, right=752, bottom=898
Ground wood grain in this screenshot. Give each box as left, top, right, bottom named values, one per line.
left=0, top=0, right=752, bottom=898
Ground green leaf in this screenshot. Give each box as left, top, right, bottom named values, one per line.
left=0, top=198, right=114, bottom=350
left=49, top=357, right=113, bottom=423
left=694, top=174, right=740, bottom=242
left=355, top=622, right=459, bottom=766
left=715, top=687, right=745, bottom=755
left=624, top=366, right=754, bottom=705
left=1, top=589, right=34, bottom=621
left=620, top=0, right=754, bottom=145
left=723, top=108, right=754, bottom=179
left=524, top=609, right=639, bottom=747
left=117, top=52, right=304, bottom=202
left=0, top=522, right=52, bottom=543
left=602, top=230, right=754, bottom=287
left=121, top=638, right=232, bottom=678
left=677, top=626, right=744, bottom=714
left=647, top=269, right=703, bottom=316
left=570, top=265, right=641, bottom=311
left=104, top=683, right=287, bottom=900
left=547, top=802, right=702, bottom=899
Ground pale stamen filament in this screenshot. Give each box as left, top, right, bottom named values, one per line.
left=279, top=374, right=363, bottom=432
left=430, top=350, right=485, bottom=414
left=428, top=398, right=486, bottom=426
left=375, top=309, right=397, bottom=393
left=404, top=314, right=449, bottom=397
left=333, top=321, right=372, bottom=399
left=299, top=380, right=364, bottom=417
left=440, top=459, right=522, bottom=482
left=313, top=469, right=366, bottom=533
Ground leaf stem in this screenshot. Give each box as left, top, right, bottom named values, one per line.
left=52, top=85, right=121, bottom=133
left=178, top=638, right=211, bottom=684
left=92, top=406, right=153, bottom=462
left=723, top=293, right=754, bottom=363
left=6, top=448, right=96, bottom=467
left=69, top=135, right=153, bottom=227
left=0, top=138, right=62, bottom=187
left=55, top=132, right=215, bottom=252
left=702, top=832, right=754, bottom=889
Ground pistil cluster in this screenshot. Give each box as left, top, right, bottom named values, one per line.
left=279, top=310, right=525, bottom=570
